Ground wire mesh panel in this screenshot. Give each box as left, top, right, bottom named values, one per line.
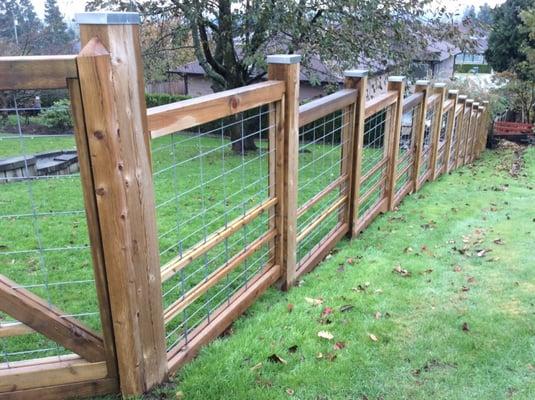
left=296, top=102, right=353, bottom=272
left=458, top=107, right=471, bottom=165
left=395, top=100, right=420, bottom=199
left=448, top=109, right=462, bottom=170
left=435, top=109, right=450, bottom=174
left=150, top=98, right=281, bottom=354
left=418, top=97, right=438, bottom=183
left=0, top=91, right=101, bottom=364
left=357, top=100, right=395, bottom=225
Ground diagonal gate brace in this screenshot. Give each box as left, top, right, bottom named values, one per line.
left=0, top=274, right=105, bottom=363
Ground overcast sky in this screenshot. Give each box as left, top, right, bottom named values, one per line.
left=31, top=0, right=508, bottom=21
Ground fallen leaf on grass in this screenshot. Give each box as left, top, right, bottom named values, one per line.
left=493, top=238, right=505, bottom=245
left=340, top=304, right=354, bottom=313
left=467, top=276, right=476, bottom=283
left=368, top=333, right=378, bottom=342
left=286, top=388, right=294, bottom=396
left=318, top=331, right=334, bottom=340
left=462, top=322, right=470, bottom=332
left=321, top=307, right=333, bottom=318
left=288, top=345, right=298, bottom=353
left=393, top=264, right=411, bottom=277
left=454, top=265, right=462, bottom=272
left=268, top=354, right=287, bottom=364
left=404, top=246, right=414, bottom=253
left=333, top=341, right=346, bottom=350
left=476, top=249, right=491, bottom=257
left=175, top=391, right=184, bottom=400
left=374, top=311, right=382, bottom=320
left=287, top=303, right=294, bottom=313
left=250, top=362, right=263, bottom=371
left=461, top=286, right=470, bottom=292
left=305, top=297, right=323, bottom=306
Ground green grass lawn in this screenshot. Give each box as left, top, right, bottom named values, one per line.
left=138, top=145, right=534, bottom=400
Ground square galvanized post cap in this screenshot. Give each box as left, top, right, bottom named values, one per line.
left=448, top=89, right=459, bottom=95
left=266, top=54, right=301, bottom=64
left=434, top=82, right=447, bottom=88
left=415, top=80, right=430, bottom=86
left=75, top=12, right=140, bottom=25
left=388, top=76, right=405, bottom=82
left=344, top=69, right=368, bottom=78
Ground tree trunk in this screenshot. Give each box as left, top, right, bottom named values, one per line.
left=229, top=119, right=258, bottom=154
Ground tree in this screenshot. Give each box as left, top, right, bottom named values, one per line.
left=87, top=0, right=467, bottom=153
left=477, top=3, right=494, bottom=25
left=43, top=0, right=75, bottom=54
left=463, top=6, right=477, bottom=22
left=0, top=0, right=43, bottom=55
left=485, top=0, right=533, bottom=76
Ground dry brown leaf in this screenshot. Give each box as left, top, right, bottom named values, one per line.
left=333, top=341, right=346, bottom=350
left=454, top=265, right=462, bottom=272
left=374, top=311, right=382, bottom=320
left=267, top=354, right=287, bottom=364
left=286, top=388, right=295, bottom=396
left=393, top=264, right=411, bottom=277
left=321, top=307, right=333, bottom=318
left=368, top=333, right=378, bottom=342
left=250, top=362, right=263, bottom=371
left=287, top=303, right=294, bottom=313
left=318, top=331, right=334, bottom=340
left=462, top=322, right=470, bottom=332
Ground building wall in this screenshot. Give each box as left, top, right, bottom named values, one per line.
left=433, top=56, right=455, bottom=80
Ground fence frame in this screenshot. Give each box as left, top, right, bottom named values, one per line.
left=0, top=11, right=493, bottom=399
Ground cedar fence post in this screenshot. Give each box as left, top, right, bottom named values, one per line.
left=267, top=55, right=300, bottom=290
left=443, top=90, right=459, bottom=174
left=453, top=95, right=467, bottom=169
left=385, top=76, right=405, bottom=211
left=461, top=99, right=474, bottom=166
left=469, top=102, right=480, bottom=162
left=75, top=12, right=167, bottom=396
left=430, top=83, right=447, bottom=180
left=412, top=80, right=430, bottom=192
left=344, top=70, right=368, bottom=237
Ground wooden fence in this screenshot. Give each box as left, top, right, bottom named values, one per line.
left=0, top=12, right=490, bottom=399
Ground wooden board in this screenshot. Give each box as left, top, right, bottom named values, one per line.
left=0, top=55, right=77, bottom=90
left=298, top=89, right=357, bottom=127
left=0, top=275, right=105, bottom=363
left=148, top=81, right=285, bottom=138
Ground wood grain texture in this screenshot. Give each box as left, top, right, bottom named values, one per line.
left=76, top=33, right=167, bottom=395
left=429, top=85, right=447, bottom=180
left=148, top=81, right=285, bottom=138
left=443, top=91, right=459, bottom=174
left=0, top=322, right=32, bottom=338
left=0, top=378, right=117, bottom=400
left=268, top=62, right=299, bottom=290
left=67, top=78, right=118, bottom=378
left=364, top=91, right=398, bottom=118
left=345, top=75, right=368, bottom=237
left=0, top=55, right=77, bottom=90
left=0, top=359, right=107, bottom=393
left=0, top=275, right=105, bottom=363
left=298, top=89, right=357, bottom=127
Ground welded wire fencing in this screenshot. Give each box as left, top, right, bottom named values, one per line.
left=0, top=26, right=491, bottom=400
left=295, top=93, right=354, bottom=274
left=0, top=90, right=103, bottom=366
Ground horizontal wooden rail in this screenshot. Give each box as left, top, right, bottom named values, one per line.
left=359, top=176, right=386, bottom=206
left=0, top=322, right=33, bottom=338
left=396, top=160, right=413, bottom=181
left=396, top=151, right=413, bottom=170
left=167, top=264, right=280, bottom=373
left=163, top=229, right=276, bottom=325
left=0, top=275, right=105, bottom=363
left=442, top=99, right=454, bottom=113
left=148, top=81, right=285, bottom=138
left=297, top=174, right=348, bottom=218
left=298, top=89, right=357, bottom=127
left=161, top=197, right=278, bottom=282
left=364, top=91, right=397, bottom=118
left=426, top=94, right=440, bottom=107
left=402, top=92, right=424, bottom=113
left=0, top=357, right=107, bottom=393
left=296, top=195, right=347, bottom=243
left=360, top=157, right=388, bottom=184
left=0, top=55, right=78, bottom=90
